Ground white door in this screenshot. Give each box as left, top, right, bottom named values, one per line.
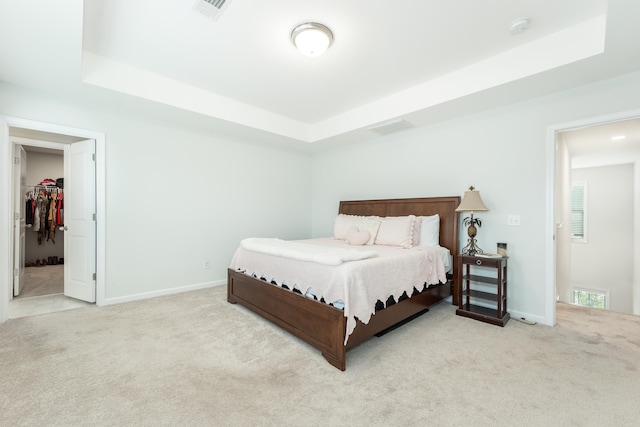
left=12, top=145, right=26, bottom=297
left=64, top=139, right=96, bottom=302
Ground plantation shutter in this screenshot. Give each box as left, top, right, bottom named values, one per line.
left=571, top=184, right=585, bottom=239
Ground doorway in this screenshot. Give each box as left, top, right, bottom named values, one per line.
left=15, top=143, right=66, bottom=300
left=10, top=134, right=94, bottom=317
left=551, top=113, right=640, bottom=321
left=0, top=117, right=107, bottom=323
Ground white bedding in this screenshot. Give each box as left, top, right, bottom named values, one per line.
left=229, top=237, right=449, bottom=344
left=240, top=238, right=378, bottom=265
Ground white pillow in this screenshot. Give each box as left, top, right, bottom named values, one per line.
left=333, top=214, right=360, bottom=240
left=355, top=217, right=381, bottom=245
left=374, top=215, right=417, bottom=248
left=418, top=214, right=440, bottom=247
left=346, top=229, right=370, bottom=246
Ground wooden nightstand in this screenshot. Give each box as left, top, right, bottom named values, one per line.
left=456, top=255, right=509, bottom=326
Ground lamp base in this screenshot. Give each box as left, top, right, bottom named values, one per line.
left=461, top=238, right=483, bottom=256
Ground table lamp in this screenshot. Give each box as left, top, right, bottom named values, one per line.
left=455, top=186, right=489, bottom=255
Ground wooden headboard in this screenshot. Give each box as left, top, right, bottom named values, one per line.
left=339, top=196, right=460, bottom=291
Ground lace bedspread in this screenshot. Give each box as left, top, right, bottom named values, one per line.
left=229, top=237, right=448, bottom=344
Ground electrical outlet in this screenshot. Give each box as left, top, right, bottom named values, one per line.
left=203, top=260, right=210, bottom=269
left=507, top=215, right=521, bottom=226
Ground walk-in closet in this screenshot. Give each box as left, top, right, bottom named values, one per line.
left=16, top=146, right=65, bottom=299
left=3, top=123, right=100, bottom=321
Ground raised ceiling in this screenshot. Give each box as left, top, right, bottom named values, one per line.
left=563, top=118, right=640, bottom=169
left=2, top=0, right=640, bottom=148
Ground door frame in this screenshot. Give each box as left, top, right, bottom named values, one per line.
left=545, top=107, right=640, bottom=326
left=13, top=145, right=26, bottom=297
left=0, top=116, right=106, bottom=323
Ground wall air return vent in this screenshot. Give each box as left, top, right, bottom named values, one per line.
left=192, top=0, right=232, bottom=21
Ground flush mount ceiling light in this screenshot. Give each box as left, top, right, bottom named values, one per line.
left=291, top=22, right=333, bottom=57
left=509, top=18, right=530, bottom=35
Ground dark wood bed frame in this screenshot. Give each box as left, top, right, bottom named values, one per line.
left=227, top=196, right=460, bottom=370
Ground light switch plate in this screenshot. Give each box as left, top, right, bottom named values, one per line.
left=508, top=215, right=521, bottom=226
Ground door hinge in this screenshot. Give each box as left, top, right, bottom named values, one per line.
left=14, top=156, right=20, bottom=165
left=93, top=273, right=96, bottom=281
left=92, top=153, right=96, bottom=161
left=14, top=268, right=19, bottom=276
left=92, top=213, right=96, bottom=221
left=14, top=212, right=19, bottom=220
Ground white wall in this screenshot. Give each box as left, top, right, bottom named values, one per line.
left=311, top=71, right=640, bottom=323
left=569, top=164, right=634, bottom=313
left=0, top=82, right=313, bottom=304
left=25, top=151, right=63, bottom=186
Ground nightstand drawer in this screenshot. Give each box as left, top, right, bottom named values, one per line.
left=459, top=255, right=504, bottom=268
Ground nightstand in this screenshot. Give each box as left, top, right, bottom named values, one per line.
left=456, top=255, right=510, bottom=326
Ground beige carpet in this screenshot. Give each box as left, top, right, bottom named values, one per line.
left=16, top=265, right=63, bottom=298
left=0, top=287, right=638, bottom=426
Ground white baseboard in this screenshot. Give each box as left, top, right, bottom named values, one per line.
left=102, top=279, right=226, bottom=306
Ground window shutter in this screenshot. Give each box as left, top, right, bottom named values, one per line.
left=571, top=184, right=585, bottom=239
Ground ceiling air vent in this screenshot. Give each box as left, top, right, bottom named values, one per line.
left=192, top=0, right=232, bottom=21
left=367, top=119, right=414, bottom=136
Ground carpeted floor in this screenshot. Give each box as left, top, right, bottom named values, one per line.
left=15, top=265, right=63, bottom=298
left=0, top=286, right=638, bottom=426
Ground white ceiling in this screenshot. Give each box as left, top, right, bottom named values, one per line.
left=1, top=0, right=640, bottom=150
left=562, top=118, right=640, bottom=169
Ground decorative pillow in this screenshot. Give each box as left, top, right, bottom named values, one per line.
left=412, top=215, right=422, bottom=247
left=333, top=214, right=360, bottom=240
left=418, top=214, right=440, bottom=247
left=346, top=229, right=370, bottom=246
left=374, top=215, right=417, bottom=248
left=355, top=217, right=381, bottom=245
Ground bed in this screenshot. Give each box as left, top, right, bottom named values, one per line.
left=227, top=196, right=460, bottom=370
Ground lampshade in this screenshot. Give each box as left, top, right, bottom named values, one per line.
left=455, top=187, right=489, bottom=212
left=291, top=22, right=333, bottom=57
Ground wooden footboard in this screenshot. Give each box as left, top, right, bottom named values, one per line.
left=228, top=268, right=451, bottom=370
left=228, top=268, right=347, bottom=370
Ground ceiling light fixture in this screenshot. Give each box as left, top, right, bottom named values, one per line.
left=509, top=18, right=530, bottom=35
left=611, top=135, right=626, bottom=141
left=291, top=22, right=333, bottom=57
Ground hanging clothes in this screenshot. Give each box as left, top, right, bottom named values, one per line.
left=28, top=184, right=63, bottom=245
left=55, top=192, right=63, bottom=226
left=25, top=195, right=34, bottom=225
left=47, top=192, right=57, bottom=243
left=33, top=194, right=41, bottom=233
left=37, top=193, right=48, bottom=245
